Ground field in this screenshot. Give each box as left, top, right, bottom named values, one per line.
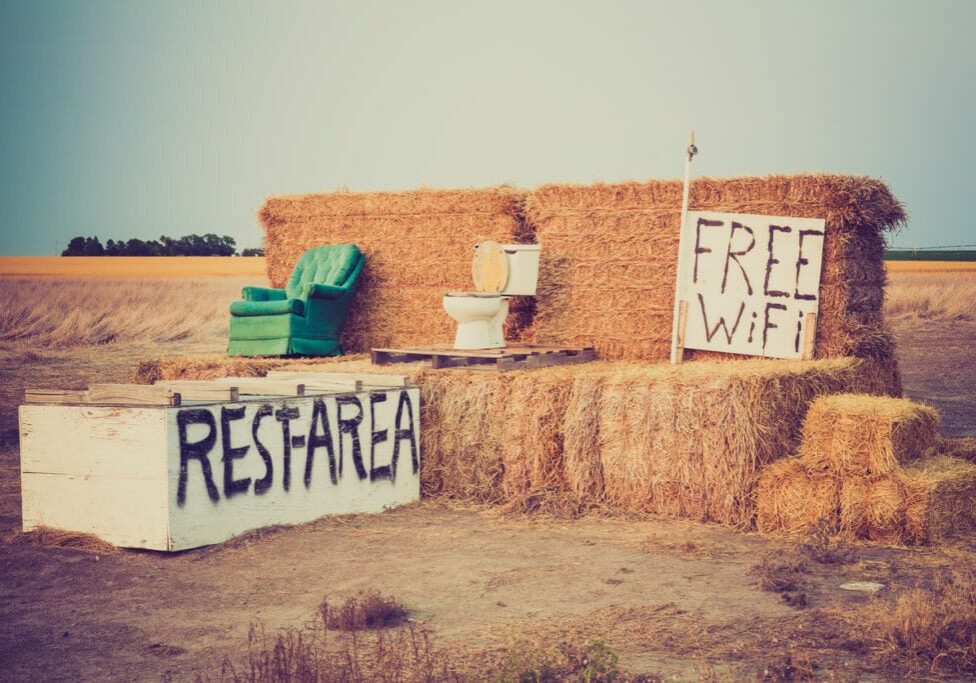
left=0, top=259, right=974, bottom=680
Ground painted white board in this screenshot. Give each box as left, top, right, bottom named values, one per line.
left=20, top=388, right=421, bottom=551
left=672, top=210, right=826, bottom=359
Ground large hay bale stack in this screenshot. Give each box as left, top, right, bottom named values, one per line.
left=258, top=187, right=530, bottom=351
left=140, top=354, right=891, bottom=526
left=799, top=394, right=940, bottom=476
left=524, top=175, right=905, bottom=376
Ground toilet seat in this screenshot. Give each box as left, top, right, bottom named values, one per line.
left=471, top=241, right=509, bottom=293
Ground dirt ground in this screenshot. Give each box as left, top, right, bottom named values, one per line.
left=0, top=319, right=973, bottom=680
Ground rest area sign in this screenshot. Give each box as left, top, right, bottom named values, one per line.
left=671, top=211, right=826, bottom=360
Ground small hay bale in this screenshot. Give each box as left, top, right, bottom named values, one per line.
left=839, top=456, right=976, bottom=545
left=840, top=476, right=909, bottom=543
left=799, top=394, right=939, bottom=476
left=755, top=459, right=841, bottom=535
left=900, top=456, right=976, bottom=544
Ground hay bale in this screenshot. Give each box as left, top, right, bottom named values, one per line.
left=524, top=175, right=905, bottom=373
left=258, top=187, right=529, bottom=352
left=839, top=456, right=976, bottom=545
left=840, top=476, right=910, bottom=543
left=799, top=394, right=939, bottom=476
left=755, top=459, right=841, bottom=535
left=901, top=456, right=976, bottom=544
left=571, top=356, right=890, bottom=526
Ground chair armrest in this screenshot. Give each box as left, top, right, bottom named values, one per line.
left=242, top=286, right=286, bottom=301
left=301, top=282, right=346, bottom=300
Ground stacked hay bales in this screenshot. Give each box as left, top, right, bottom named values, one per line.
left=757, top=394, right=976, bottom=544
left=258, top=187, right=531, bottom=351
left=140, top=354, right=894, bottom=526
left=523, top=175, right=905, bottom=383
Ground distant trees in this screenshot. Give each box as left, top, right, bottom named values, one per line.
left=60, top=234, right=263, bottom=256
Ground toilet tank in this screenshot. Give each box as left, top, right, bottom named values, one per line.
left=500, top=244, right=541, bottom=295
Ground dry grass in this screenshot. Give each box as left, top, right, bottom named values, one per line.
left=319, top=591, right=409, bottom=631
left=211, top=597, right=644, bottom=683
left=0, top=277, right=248, bottom=348
left=4, top=526, right=118, bottom=554
left=860, top=570, right=976, bottom=676
left=885, top=272, right=976, bottom=322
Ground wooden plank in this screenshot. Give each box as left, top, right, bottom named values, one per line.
left=267, top=370, right=410, bottom=388
left=801, top=312, right=817, bottom=360
left=87, top=384, right=180, bottom=406
left=674, top=299, right=689, bottom=364
left=213, top=377, right=305, bottom=396
left=24, top=389, right=89, bottom=405
left=155, top=381, right=239, bottom=402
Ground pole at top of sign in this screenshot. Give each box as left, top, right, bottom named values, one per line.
left=670, top=130, right=698, bottom=364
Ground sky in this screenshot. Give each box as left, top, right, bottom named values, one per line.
left=1, top=0, right=974, bottom=255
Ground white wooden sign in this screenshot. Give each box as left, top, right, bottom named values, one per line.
left=20, top=388, right=421, bottom=551
left=671, top=211, right=826, bottom=359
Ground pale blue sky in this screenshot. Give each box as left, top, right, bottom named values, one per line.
left=1, top=0, right=974, bottom=254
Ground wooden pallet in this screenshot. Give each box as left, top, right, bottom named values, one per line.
left=371, top=344, right=596, bottom=371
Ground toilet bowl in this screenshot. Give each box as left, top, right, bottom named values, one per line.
left=443, top=241, right=540, bottom=350
left=442, top=293, right=508, bottom=350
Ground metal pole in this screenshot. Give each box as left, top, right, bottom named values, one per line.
left=670, top=130, right=698, bottom=364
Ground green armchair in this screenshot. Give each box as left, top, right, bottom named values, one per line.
left=227, top=244, right=365, bottom=356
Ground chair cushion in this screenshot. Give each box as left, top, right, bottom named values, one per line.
left=230, top=298, right=304, bottom=317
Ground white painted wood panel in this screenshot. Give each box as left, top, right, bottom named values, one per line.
left=19, top=387, right=421, bottom=551
left=672, top=210, right=826, bottom=359
left=21, top=473, right=170, bottom=550
left=19, top=405, right=167, bottom=480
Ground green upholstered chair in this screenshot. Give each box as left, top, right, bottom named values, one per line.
left=227, top=244, right=364, bottom=356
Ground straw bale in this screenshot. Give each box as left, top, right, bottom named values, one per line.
left=524, top=174, right=905, bottom=370
left=901, top=456, right=976, bottom=544
left=839, top=476, right=910, bottom=543
left=755, top=459, right=841, bottom=535
left=838, top=456, right=976, bottom=544
left=258, top=187, right=529, bottom=352
left=571, top=356, right=890, bottom=526
left=799, top=394, right=939, bottom=476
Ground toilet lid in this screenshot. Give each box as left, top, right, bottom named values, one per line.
left=471, top=240, right=509, bottom=293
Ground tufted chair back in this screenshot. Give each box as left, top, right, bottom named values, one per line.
left=285, top=244, right=363, bottom=299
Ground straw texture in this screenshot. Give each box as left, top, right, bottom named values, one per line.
left=799, top=394, right=940, bottom=476
left=755, top=459, right=841, bottom=535
left=258, top=187, right=530, bottom=352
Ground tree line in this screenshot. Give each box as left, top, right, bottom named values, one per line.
left=61, top=235, right=263, bottom=257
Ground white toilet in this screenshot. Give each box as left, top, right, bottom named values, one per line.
left=443, top=241, right=541, bottom=350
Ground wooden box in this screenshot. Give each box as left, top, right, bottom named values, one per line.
left=19, top=387, right=421, bottom=551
